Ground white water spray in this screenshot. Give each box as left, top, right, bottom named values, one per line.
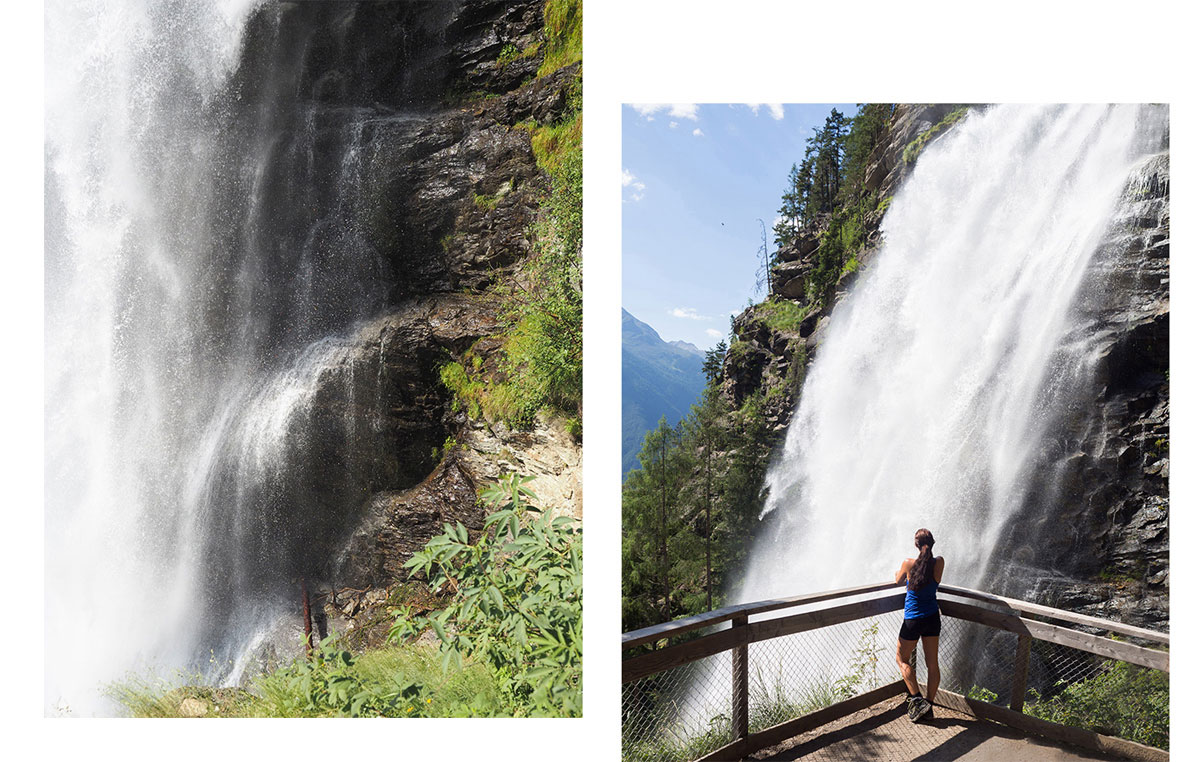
left=737, top=104, right=1166, bottom=606
left=44, top=0, right=404, bottom=715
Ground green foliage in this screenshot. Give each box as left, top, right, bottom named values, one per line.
left=106, top=679, right=259, bottom=718
left=531, top=110, right=583, bottom=180
left=842, top=103, right=895, bottom=195
left=109, top=641, right=513, bottom=718
left=756, top=299, right=809, bottom=335
left=473, top=191, right=502, bottom=210
left=1024, top=661, right=1168, bottom=750
left=772, top=109, right=853, bottom=247
left=902, top=106, right=969, bottom=165
left=726, top=338, right=754, bottom=365
left=496, top=43, right=521, bottom=67
left=496, top=42, right=540, bottom=70
left=769, top=105, right=901, bottom=304
left=391, top=474, right=582, bottom=716
left=967, top=684, right=1000, bottom=703
left=833, top=622, right=882, bottom=700
left=806, top=191, right=876, bottom=304
left=622, top=371, right=777, bottom=634
left=538, top=0, right=582, bottom=77
left=500, top=106, right=582, bottom=423
left=702, top=340, right=728, bottom=384
left=623, top=714, right=732, bottom=762
left=255, top=635, right=428, bottom=717
left=624, top=624, right=886, bottom=761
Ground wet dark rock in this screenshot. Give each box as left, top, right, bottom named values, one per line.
left=336, top=454, right=483, bottom=590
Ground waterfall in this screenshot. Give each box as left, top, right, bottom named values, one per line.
left=736, top=104, right=1167, bottom=607
left=44, top=0, right=430, bottom=715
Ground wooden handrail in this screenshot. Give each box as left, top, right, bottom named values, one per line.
left=939, top=584, right=1170, bottom=644
left=621, top=580, right=899, bottom=649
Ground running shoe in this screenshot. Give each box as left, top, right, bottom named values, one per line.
left=906, top=696, right=923, bottom=722
left=911, top=696, right=933, bottom=722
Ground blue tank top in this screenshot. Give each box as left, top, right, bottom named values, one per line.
left=904, top=579, right=939, bottom=619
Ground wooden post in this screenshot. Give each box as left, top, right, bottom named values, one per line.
left=1010, top=634, right=1032, bottom=712
left=301, top=577, right=314, bottom=658
left=732, top=615, right=749, bottom=743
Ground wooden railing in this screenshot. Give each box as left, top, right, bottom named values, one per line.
left=621, top=582, right=1169, bottom=762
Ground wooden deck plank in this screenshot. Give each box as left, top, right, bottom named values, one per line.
left=748, top=696, right=1135, bottom=762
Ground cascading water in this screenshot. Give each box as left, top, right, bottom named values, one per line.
left=45, top=0, right=458, bottom=715
left=736, top=104, right=1168, bottom=607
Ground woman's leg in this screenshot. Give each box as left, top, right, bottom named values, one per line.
left=895, top=638, right=919, bottom=695
left=921, top=635, right=940, bottom=704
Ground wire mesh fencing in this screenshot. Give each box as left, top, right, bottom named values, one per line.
left=622, top=647, right=733, bottom=762
left=924, top=611, right=1169, bottom=751
left=622, top=609, right=909, bottom=762
left=623, top=593, right=1169, bottom=761
left=1020, top=636, right=1169, bottom=750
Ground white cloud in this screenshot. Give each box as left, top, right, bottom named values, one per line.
left=631, top=103, right=700, bottom=121
left=693, top=128, right=704, bottom=137
left=705, top=328, right=723, bottom=338
left=670, top=104, right=700, bottom=120
left=622, top=168, right=645, bottom=202
left=746, top=103, right=785, bottom=120
left=669, top=121, right=678, bottom=129
left=670, top=307, right=708, bottom=321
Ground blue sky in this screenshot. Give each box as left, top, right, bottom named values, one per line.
left=622, top=103, right=858, bottom=349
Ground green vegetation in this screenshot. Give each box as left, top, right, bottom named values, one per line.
left=537, top=0, right=582, bottom=77
left=770, top=105, right=901, bottom=308
left=496, top=41, right=540, bottom=70
left=967, top=684, right=1000, bottom=703
left=622, top=369, right=773, bottom=632
left=439, top=7, right=582, bottom=434
left=390, top=474, right=582, bottom=716
left=756, top=298, right=810, bottom=335
left=472, top=181, right=511, bottom=210
left=902, top=106, right=969, bottom=165
left=806, top=191, right=877, bottom=299
left=113, top=475, right=580, bottom=718
left=109, top=640, right=510, bottom=718
left=1024, top=661, right=1168, bottom=750
left=773, top=104, right=894, bottom=249
left=622, top=623, right=884, bottom=762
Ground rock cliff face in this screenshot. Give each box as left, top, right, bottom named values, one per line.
left=724, top=105, right=1169, bottom=629
left=226, top=1, right=582, bottom=641
left=724, top=105, right=966, bottom=436
left=994, top=149, right=1169, bottom=628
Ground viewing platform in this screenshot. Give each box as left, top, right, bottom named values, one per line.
left=621, top=583, right=1168, bottom=761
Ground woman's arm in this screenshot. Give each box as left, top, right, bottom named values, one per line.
left=933, top=556, right=945, bottom=583
left=894, top=558, right=914, bottom=584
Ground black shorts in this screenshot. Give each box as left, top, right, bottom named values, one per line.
left=899, top=613, right=941, bottom=641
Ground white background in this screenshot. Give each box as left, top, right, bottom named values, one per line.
left=7, top=0, right=1195, bottom=757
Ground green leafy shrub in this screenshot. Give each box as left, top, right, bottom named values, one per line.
left=1024, top=661, right=1169, bottom=749
left=967, top=684, right=1000, bottom=703
left=390, top=474, right=582, bottom=716
left=255, top=635, right=428, bottom=717
left=110, top=641, right=513, bottom=718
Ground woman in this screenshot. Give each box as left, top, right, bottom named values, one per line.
left=894, top=527, right=943, bottom=723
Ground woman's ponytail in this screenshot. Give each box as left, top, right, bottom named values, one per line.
left=908, top=528, right=936, bottom=590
